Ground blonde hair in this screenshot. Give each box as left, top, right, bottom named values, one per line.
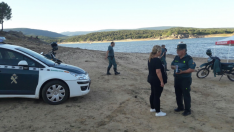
left=149, top=45, right=162, bottom=62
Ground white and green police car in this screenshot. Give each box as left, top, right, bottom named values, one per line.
left=0, top=44, right=91, bottom=105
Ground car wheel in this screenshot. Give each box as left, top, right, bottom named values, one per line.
left=42, top=80, right=69, bottom=105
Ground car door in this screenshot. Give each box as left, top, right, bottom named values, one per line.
left=0, top=48, right=43, bottom=95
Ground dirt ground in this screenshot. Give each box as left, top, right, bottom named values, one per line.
left=0, top=36, right=234, bottom=132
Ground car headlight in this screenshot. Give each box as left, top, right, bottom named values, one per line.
left=70, top=72, right=90, bottom=80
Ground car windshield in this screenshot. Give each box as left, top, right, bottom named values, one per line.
left=16, top=47, right=55, bottom=66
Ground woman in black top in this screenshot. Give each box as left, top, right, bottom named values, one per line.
left=148, top=45, right=167, bottom=117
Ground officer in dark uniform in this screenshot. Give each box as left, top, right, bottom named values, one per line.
left=171, top=43, right=196, bottom=116
left=105, top=42, right=120, bottom=75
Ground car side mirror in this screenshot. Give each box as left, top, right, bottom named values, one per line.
left=18, top=60, right=28, bottom=66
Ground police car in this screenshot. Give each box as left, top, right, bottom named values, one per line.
left=0, top=43, right=90, bottom=105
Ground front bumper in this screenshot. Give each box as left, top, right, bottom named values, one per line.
left=65, top=79, right=91, bottom=97
left=78, top=80, right=91, bottom=91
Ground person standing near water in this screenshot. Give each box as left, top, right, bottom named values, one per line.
left=171, top=43, right=196, bottom=116
left=164, top=46, right=169, bottom=71
left=160, top=45, right=169, bottom=71
left=105, top=42, right=120, bottom=75
left=148, top=45, right=167, bottom=117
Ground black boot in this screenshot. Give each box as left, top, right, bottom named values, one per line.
left=114, top=68, right=120, bottom=75
left=182, top=111, right=191, bottom=116
left=174, top=108, right=184, bottom=112
left=107, top=67, right=111, bottom=75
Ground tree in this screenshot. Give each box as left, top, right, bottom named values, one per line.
left=166, top=30, right=172, bottom=36
left=0, top=2, right=12, bottom=31
left=188, top=31, right=193, bottom=35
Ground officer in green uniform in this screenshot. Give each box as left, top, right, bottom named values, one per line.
left=105, top=42, right=120, bottom=75
left=171, top=43, right=196, bottom=116
left=160, top=45, right=168, bottom=71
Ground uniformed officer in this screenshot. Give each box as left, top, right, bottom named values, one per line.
left=105, top=42, right=120, bottom=75
left=160, top=45, right=168, bottom=71
left=171, top=43, right=196, bottom=116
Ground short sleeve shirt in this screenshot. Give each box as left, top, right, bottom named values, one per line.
left=171, top=54, right=196, bottom=78
left=148, top=58, right=167, bottom=84
left=108, top=46, right=114, bottom=57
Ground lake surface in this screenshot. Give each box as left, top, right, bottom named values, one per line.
left=60, top=37, right=234, bottom=60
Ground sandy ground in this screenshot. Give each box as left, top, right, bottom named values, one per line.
left=0, top=38, right=234, bottom=132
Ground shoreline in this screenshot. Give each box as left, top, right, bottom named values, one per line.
left=58, top=34, right=234, bottom=44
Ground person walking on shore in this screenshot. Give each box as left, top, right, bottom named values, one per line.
left=171, top=43, right=196, bottom=116
left=105, top=42, right=120, bottom=75
left=148, top=45, right=167, bottom=117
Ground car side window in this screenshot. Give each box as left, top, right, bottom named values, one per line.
left=0, top=49, right=44, bottom=68
left=2, top=49, right=24, bottom=65
left=0, top=49, right=3, bottom=65
left=0, top=50, right=2, bottom=59
left=23, top=56, right=44, bottom=68
left=0, top=49, right=5, bottom=65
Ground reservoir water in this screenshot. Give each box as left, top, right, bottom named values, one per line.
left=60, top=37, right=234, bottom=60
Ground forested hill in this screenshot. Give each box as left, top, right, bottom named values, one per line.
left=61, top=26, right=174, bottom=36
left=65, top=28, right=234, bottom=42
left=11, top=27, right=233, bottom=43
left=4, top=28, right=66, bottom=38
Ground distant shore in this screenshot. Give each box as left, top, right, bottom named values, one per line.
left=58, top=34, right=233, bottom=44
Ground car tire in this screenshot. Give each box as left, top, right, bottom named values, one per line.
left=42, top=80, right=69, bottom=105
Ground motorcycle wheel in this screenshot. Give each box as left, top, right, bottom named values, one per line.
left=197, top=68, right=209, bottom=79
left=227, top=70, right=234, bottom=81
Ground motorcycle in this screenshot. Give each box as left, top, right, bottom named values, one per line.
left=196, top=49, right=234, bottom=81
left=41, top=42, right=62, bottom=64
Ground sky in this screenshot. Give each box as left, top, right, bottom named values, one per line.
left=2, top=0, right=234, bottom=33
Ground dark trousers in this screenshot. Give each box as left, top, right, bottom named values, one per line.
left=149, top=81, right=163, bottom=112
left=174, top=77, right=192, bottom=112
left=108, top=56, right=117, bottom=69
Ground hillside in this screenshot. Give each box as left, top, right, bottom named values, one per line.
left=4, top=28, right=66, bottom=38
left=64, top=27, right=234, bottom=42
left=60, top=26, right=173, bottom=36
left=0, top=31, right=48, bottom=45
left=136, top=26, right=174, bottom=30
left=60, top=31, right=92, bottom=36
